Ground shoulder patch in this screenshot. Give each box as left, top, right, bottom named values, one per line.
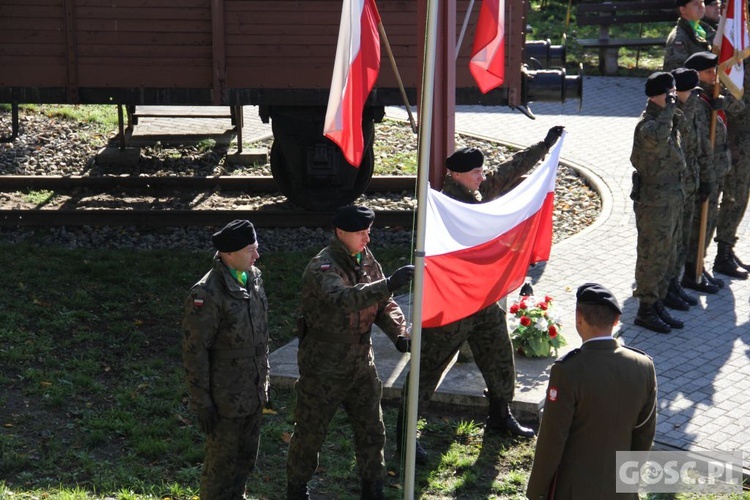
left=320, top=263, right=331, bottom=271
left=556, top=348, right=581, bottom=363
left=674, top=41, right=684, bottom=47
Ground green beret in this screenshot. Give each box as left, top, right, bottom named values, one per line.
left=446, top=147, right=484, bottom=173
left=685, top=51, right=718, bottom=71
left=332, top=205, right=375, bottom=232
left=645, top=71, right=675, bottom=97
left=576, top=282, right=622, bottom=314
left=212, top=219, right=257, bottom=252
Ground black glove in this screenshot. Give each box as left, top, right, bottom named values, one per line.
left=197, top=405, right=219, bottom=435
left=387, top=265, right=415, bottom=292
left=666, top=93, right=678, bottom=106
left=710, top=96, right=724, bottom=110
left=699, top=181, right=714, bottom=201
left=543, top=125, right=565, bottom=148
left=396, top=336, right=411, bottom=353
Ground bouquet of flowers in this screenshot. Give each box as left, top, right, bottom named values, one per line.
left=509, top=293, right=566, bottom=358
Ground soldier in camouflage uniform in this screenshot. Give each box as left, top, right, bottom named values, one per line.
left=666, top=67, right=705, bottom=310
left=702, top=0, right=721, bottom=30
left=397, top=126, right=565, bottom=463
left=714, top=58, right=750, bottom=279
left=182, top=219, right=270, bottom=500
left=286, top=205, right=414, bottom=500
left=631, top=72, right=687, bottom=334
left=683, top=51, right=743, bottom=290
left=664, top=0, right=715, bottom=72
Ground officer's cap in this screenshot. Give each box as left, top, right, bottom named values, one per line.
left=332, top=205, right=375, bottom=232
left=645, top=71, right=675, bottom=97
left=446, top=147, right=484, bottom=173
left=576, top=282, right=622, bottom=315
left=671, top=67, right=700, bottom=91
left=212, top=219, right=257, bottom=252
left=685, top=51, right=718, bottom=71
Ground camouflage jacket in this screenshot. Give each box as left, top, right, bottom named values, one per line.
left=630, top=100, right=687, bottom=206
left=663, top=18, right=714, bottom=72
left=727, top=60, right=750, bottom=137
left=441, top=142, right=550, bottom=203
left=182, top=254, right=270, bottom=418
left=696, top=82, right=736, bottom=179
left=676, top=92, right=708, bottom=195
left=301, top=237, right=407, bottom=344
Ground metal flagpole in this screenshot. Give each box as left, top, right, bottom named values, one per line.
left=455, top=0, right=475, bottom=60
left=403, top=0, right=438, bottom=497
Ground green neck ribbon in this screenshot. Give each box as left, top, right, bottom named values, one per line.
left=230, top=268, right=248, bottom=287
left=690, top=20, right=706, bottom=40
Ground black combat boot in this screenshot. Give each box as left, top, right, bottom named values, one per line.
left=681, top=263, right=720, bottom=294
left=361, top=480, right=385, bottom=500
left=654, top=300, right=684, bottom=329
left=713, top=243, right=749, bottom=279
left=395, top=406, right=427, bottom=464
left=729, top=247, right=750, bottom=271
left=486, top=396, right=536, bottom=437
left=703, top=269, right=725, bottom=288
left=663, top=288, right=690, bottom=311
left=287, top=482, right=310, bottom=500
left=634, top=302, right=671, bottom=334
left=670, top=277, right=698, bottom=306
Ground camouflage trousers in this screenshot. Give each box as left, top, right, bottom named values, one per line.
left=634, top=201, right=682, bottom=304
left=716, top=136, right=750, bottom=246
left=200, top=412, right=262, bottom=500
left=687, top=171, right=726, bottom=265
left=671, top=191, right=696, bottom=278
left=401, top=302, right=515, bottom=419
left=286, top=338, right=385, bottom=485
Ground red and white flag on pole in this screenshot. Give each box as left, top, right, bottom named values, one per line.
left=324, top=0, right=381, bottom=167
left=469, top=0, right=506, bottom=93
left=421, top=135, right=563, bottom=328
left=716, top=0, right=750, bottom=98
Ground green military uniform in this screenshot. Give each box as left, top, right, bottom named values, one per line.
left=405, top=141, right=550, bottom=417
left=183, top=254, right=270, bottom=500
left=663, top=18, right=714, bottom=72
left=631, top=100, right=686, bottom=305
left=526, top=340, right=657, bottom=499
left=286, top=237, right=408, bottom=488
left=717, top=61, right=750, bottom=260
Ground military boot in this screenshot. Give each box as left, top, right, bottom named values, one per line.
left=286, top=482, right=310, bottom=500
left=703, top=269, right=725, bottom=288
left=713, top=243, right=749, bottom=279
left=729, top=247, right=750, bottom=271
left=654, top=300, right=684, bottom=329
left=395, top=406, right=427, bottom=465
left=670, top=277, right=698, bottom=306
left=634, top=302, right=671, bottom=334
left=681, top=263, right=720, bottom=294
left=663, top=288, right=690, bottom=310
left=361, top=480, right=385, bottom=500
left=486, top=397, right=536, bottom=437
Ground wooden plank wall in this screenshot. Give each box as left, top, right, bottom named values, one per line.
left=0, top=0, right=525, bottom=101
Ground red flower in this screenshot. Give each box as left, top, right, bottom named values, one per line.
left=545, top=295, right=554, bottom=303
left=520, top=316, right=531, bottom=327
left=549, top=325, right=557, bottom=338
left=509, top=303, right=520, bottom=314
left=537, top=301, right=548, bottom=310
left=519, top=301, right=528, bottom=310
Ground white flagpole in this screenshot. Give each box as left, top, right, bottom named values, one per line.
left=455, top=0, right=476, bottom=60
left=403, top=0, right=439, bottom=497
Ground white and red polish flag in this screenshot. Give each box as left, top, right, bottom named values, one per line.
left=716, top=0, right=750, bottom=98
left=469, top=0, right=506, bottom=93
left=324, top=0, right=381, bottom=167
left=421, top=135, right=563, bottom=328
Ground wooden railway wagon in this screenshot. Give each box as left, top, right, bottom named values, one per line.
left=0, top=0, right=580, bottom=210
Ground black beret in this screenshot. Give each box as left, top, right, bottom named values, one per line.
left=672, top=67, right=700, bottom=91
left=576, top=282, right=622, bottom=315
left=704, top=0, right=719, bottom=5
left=212, top=219, right=257, bottom=252
left=685, top=51, right=718, bottom=71
left=675, top=0, right=691, bottom=6
left=446, top=147, right=484, bottom=172
left=645, top=71, right=675, bottom=97
left=332, top=205, right=375, bottom=231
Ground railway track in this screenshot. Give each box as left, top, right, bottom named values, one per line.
left=0, top=175, right=417, bottom=228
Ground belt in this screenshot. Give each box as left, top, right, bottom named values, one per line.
left=640, top=172, right=682, bottom=185
left=210, top=345, right=267, bottom=359
left=307, top=329, right=372, bottom=344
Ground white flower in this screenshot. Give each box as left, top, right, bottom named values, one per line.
left=534, top=316, right=549, bottom=331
